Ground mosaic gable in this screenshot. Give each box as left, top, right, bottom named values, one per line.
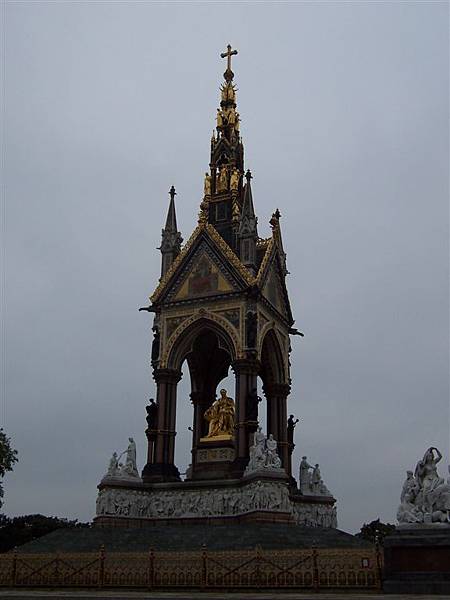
left=161, top=240, right=246, bottom=303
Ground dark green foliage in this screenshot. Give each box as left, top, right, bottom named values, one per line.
left=356, top=518, right=396, bottom=545
left=0, top=514, right=90, bottom=553
left=0, top=429, right=18, bottom=508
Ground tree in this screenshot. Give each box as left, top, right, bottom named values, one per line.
left=0, top=428, right=18, bottom=509
left=0, top=514, right=90, bottom=553
left=356, top=518, right=396, bottom=545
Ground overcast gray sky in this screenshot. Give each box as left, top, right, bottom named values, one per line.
left=2, top=1, right=449, bottom=534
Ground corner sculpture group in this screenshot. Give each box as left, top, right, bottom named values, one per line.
left=397, top=446, right=450, bottom=524
left=106, top=438, right=139, bottom=480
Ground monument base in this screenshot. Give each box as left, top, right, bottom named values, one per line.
left=95, top=474, right=336, bottom=529
left=383, top=524, right=450, bottom=595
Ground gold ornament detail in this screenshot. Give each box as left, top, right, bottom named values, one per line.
left=217, top=166, right=228, bottom=192
left=204, top=172, right=212, bottom=197
left=230, top=168, right=239, bottom=191
left=204, top=224, right=255, bottom=286
left=232, top=200, right=240, bottom=221
left=256, top=237, right=275, bottom=284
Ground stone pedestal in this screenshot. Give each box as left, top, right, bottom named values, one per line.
left=190, top=437, right=235, bottom=480
left=383, top=525, right=450, bottom=595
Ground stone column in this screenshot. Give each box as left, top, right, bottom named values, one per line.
left=264, top=382, right=292, bottom=478
left=190, top=390, right=204, bottom=449
left=231, top=358, right=259, bottom=475
left=142, top=368, right=181, bottom=482
left=145, top=429, right=156, bottom=465
left=190, top=389, right=210, bottom=475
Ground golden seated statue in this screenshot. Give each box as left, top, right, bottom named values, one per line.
left=200, top=388, right=235, bottom=443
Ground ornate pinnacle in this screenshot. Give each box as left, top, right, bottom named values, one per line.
left=245, top=169, right=252, bottom=181
left=270, top=209, right=281, bottom=229
left=169, top=185, right=176, bottom=200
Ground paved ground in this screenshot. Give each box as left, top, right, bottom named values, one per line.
left=1, top=592, right=449, bottom=599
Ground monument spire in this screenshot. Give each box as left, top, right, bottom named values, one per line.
left=159, top=186, right=182, bottom=278
left=204, top=45, right=245, bottom=251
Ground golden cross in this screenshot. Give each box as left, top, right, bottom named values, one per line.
left=220, top=44, right=238, bottom=71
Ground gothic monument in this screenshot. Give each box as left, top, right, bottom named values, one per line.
left=95, top=46, right=336, bottom=529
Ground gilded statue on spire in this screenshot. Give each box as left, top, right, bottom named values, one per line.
left=204, top=172, right=212, bottom=197
left=217, top=166, right=228, bottom=192
left=221, top=83, right=236, bottom=103
left=230, top=167, right=240, bottom=191
left=227, top=107, right=236, bottom=126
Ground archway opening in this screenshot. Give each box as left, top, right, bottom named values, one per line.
left=173, top=326, right=235, bottom=480
left=258, top=329, right=292, bottom=476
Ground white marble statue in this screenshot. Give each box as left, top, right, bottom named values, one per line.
left=121, top=437, right=139, bottom=478
left=299, top=456, right=313, bottom=493
left=299, top=457, right=332, bottom=497
left=102, top=438, right=141, bottom=482
left=266, top=434, right=282, bottom=468
left=400, top=470, right=417, bottom=503
left=245, top=428, right=284, bottom=475
left=106, top=452, right=119, bottom=477
left=397, top=447, right=450, bottom=524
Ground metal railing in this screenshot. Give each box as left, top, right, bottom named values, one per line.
left=0, top=545, right=382, bottom=590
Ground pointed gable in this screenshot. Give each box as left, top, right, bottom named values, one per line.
left=173, top=252, right=234, bottom=301
left=151, top=223, right=255, bottom=304
left=257, top=239, right=294, bottom=325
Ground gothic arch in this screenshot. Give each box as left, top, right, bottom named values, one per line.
left=259, top=327, right=287, bottom=387
left=164, top=312, right=239, bottom=371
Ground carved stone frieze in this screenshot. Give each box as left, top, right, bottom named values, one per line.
left=292, top=503, right=338, bottom=529
left=196, top=447, right=234, bottom=463
left=96, top=479, right=336, bottom=528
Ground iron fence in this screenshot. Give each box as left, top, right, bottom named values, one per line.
left=0, top=545, right=382, bottom=590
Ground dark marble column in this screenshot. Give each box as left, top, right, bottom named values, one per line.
left=142, top=368, right=182, bottom=483
left=231, top=358, right=259, bottom=475
left=264, top=382, right=292, bottom=478
left=190, top=390, right=204, bottom=449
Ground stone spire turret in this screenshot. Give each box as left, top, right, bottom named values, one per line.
left=238, top=170, right=258, bottom=275
left=201, top=44, right=245, bottom=251
left=159, top=186, right=182, bottom=278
